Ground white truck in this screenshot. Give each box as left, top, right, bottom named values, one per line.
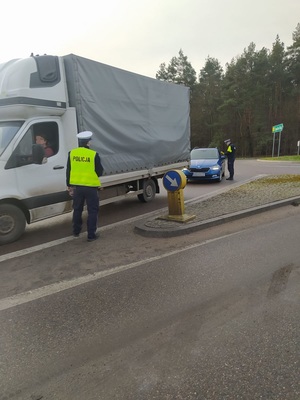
left=0, top=54, right=190, bottom=245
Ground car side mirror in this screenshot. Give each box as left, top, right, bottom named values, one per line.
left=32, top=144, right=45, bottom=164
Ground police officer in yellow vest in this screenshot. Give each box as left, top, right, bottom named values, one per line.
left=224, top=138, right=236, bottom=180
left=66, top=131, right=103, bottom=241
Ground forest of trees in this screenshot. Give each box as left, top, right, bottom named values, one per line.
left=156, top=23, right=300, bottom=157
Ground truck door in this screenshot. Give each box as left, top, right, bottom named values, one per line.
left=5, top=120, right=69, bottom=220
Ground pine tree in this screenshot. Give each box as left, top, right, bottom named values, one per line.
left=285, top=23, right=300, bottom=153
left=193, top=57, right=223, bottom=147
left=156, top=49, right=197, bottom=87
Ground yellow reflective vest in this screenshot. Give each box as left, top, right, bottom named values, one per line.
left=69, top=147, right=101, bottom=187
left=226, top=145, right=232, bottom=153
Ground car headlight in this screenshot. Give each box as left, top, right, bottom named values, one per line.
left=210, top=164, right=221, bottom=171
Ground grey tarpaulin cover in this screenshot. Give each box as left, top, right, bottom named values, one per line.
left=63, top=54, right=190, bottom=175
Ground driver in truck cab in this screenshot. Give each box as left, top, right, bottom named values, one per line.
left=35, top=134, right=54, bottom=158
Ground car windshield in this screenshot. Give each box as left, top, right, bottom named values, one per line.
left=0, top=121, right=24, bottom=156
left=191, top=148, right=219, bottom=159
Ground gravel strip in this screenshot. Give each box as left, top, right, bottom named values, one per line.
left=144, top=175, right=300, bottom=228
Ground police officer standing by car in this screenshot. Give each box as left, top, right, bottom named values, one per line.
left=224, top=138, right=236, bottom=180
left=66, top=131, right=104, bottom=241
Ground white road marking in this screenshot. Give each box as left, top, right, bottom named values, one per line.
left=0, top=231, right=240, bottom=312
left=0, top=175, right=265, bottom=264
left=0, top=237, right=73, bottom=263
left=0, top=214, right=163, bottom=264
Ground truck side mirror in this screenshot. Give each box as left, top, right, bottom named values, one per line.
left=32, top=144, right=45, bottom=164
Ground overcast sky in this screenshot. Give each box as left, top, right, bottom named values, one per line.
left=1, top=0, right=299, bottom=78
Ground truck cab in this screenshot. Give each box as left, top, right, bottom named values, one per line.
left=0, top=56, right=77, bottom=244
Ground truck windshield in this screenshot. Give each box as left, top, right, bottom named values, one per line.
left=0, top=121, right=24, bottom=156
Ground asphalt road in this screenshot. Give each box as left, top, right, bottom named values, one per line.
left=0, top=203, right=300, bottom=399
left=1, top=159, right=300, bottom=256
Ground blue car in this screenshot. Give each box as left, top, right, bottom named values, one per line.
left=183, top=147, right=226, bottom=182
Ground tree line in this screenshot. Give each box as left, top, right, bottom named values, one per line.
left=156, top=23, right=300, bottom=157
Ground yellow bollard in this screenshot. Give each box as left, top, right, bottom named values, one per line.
left=167, top=189, right=185, bottom=215
left=159, top=170, right=196, bottom=223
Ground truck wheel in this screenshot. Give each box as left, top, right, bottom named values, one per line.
left=138, top=179, right=156, bottom=203
left=0, top=204, right=26, bottom=245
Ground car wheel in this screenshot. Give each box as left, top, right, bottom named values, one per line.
left=0, top=204, right=26, bottom=245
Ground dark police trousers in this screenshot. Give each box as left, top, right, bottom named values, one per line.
left=228, top=158, right=235, bottom=178
left=72, top=186, right=99, bottom=239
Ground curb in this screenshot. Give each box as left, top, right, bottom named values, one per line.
left=134, top=196, right=300, bottom=238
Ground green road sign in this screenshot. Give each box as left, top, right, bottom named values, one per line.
left=272, top=123, right=284, bottom=133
